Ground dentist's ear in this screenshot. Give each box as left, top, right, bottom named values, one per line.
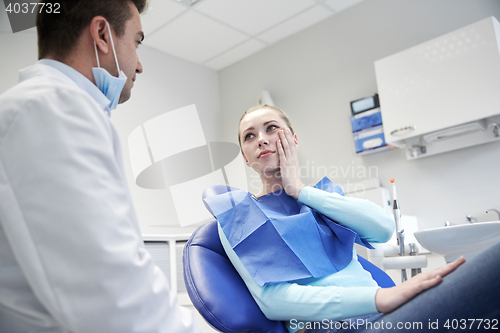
left=294, top=133, right=299, bottom=147
left=90, top=16, right=111, bottom=55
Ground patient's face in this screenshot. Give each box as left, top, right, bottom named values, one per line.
left=239, top=108, right=297, bottom=174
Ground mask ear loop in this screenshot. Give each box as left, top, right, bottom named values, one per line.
left=94, top=41, right=100, bottom=68
left=106, top=22, right=121, bottom=73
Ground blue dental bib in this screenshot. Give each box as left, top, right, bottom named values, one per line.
left=203, top=177, right=374, bottom=286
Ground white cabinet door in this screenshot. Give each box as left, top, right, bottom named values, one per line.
left=375, top=17, right=500, bottom=145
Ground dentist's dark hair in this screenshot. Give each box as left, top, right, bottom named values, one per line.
left=36, top=0, right=148, bottom=61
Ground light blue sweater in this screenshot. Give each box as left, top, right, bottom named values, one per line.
left=218, top=186, right=395, bottom=333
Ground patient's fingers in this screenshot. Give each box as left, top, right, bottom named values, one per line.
left=376, top=256, right=466, bottom=314
left=278, top=128, right=298, bottom=159
left=429, top=256, right=465, bottom=279
left=278, top=129, right=291, bottom=159
left=276, top=128, right=304, bottom=199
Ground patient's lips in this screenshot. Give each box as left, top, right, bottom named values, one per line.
left=258, top=150, right=275, bottom=158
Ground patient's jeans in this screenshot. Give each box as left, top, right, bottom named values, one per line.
left=304, top=240, right=500, bottom=333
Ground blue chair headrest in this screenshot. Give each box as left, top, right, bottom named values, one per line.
left=183, top=220, right=288, bottom=332
left=202, top=185, right=239, bottom=199
left=201, top=185, right=240, bottom=216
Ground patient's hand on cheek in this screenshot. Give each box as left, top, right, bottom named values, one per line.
left=277, top=128, right=304, bottom=200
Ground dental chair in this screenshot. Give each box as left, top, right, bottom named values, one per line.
left=183, top=186, right=395, bottom=333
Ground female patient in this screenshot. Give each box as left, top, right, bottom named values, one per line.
left=205, top=104, right=500, bottom=333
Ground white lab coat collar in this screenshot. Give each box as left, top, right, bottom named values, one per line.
left=21, top=59, right=112, bottom=116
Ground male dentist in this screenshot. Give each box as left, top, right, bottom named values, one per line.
left=0, top=0, right=199, bottom=332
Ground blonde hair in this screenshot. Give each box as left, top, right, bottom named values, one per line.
left=237, top=104, right=294, bottom=150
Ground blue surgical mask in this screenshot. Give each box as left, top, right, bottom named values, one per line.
left=92, top=22, right=127, bottom=111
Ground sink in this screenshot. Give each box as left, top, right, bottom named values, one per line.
left=414, top=222, right=500, bottom=263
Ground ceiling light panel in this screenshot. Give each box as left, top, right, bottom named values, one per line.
left=323, top=0, right=365, bottom=13
left=175, top=0, right=203, bottom=6
left=257, top=5, right=333, bottom=44
left=194, top=0, right=318, bottom=36
left=204, top=39, right=267, bottom=71
left=144, top=10, right=248, bottom=64
left=142, top=0, right=187, bottom=35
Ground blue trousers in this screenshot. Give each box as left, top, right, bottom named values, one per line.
left=304, top=240, right=500, bottom=333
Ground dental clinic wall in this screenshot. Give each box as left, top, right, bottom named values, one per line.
left=0, top=32, right=221, bottom=234
left=111, top=46, right=222, bottom=233
left=217, top=0, right=500, bottom=230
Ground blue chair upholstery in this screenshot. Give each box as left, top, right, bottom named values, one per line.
left=183, top=185, right=395, bottom=332
left=358, top=255, right=395, bottom=288
left=183, top=220, right=288, bottom=333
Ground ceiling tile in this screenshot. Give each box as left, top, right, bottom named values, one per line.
left=204, top=38, right=266, bottom=71
left=194, top=0, right=318, bottom=36
left=141, top=0, right=187, bottom=35
left=145, top=10, right=248, bottom=64
left=257, top=5, right=333, bottom=44
left=323, top=0, right=365, bottom=13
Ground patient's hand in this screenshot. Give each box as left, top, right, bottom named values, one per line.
left=375, top=256, right=466, bottom=313
left=277, top=128, right=304, bottom=200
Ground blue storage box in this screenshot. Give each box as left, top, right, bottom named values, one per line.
left=350, top=108, right=382, bottom=132
left=353, top=125, right=388, bottom=154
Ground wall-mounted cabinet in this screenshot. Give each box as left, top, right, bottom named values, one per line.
left=375, top=16, right=500, bottom=159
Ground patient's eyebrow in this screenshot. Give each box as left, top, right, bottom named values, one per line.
left=242, top=120, right=280, bottom=136
left=263, top=120, right=278, bottom=126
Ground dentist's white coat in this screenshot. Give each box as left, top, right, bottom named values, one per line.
left=0, top=62, right=199, bottom=333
